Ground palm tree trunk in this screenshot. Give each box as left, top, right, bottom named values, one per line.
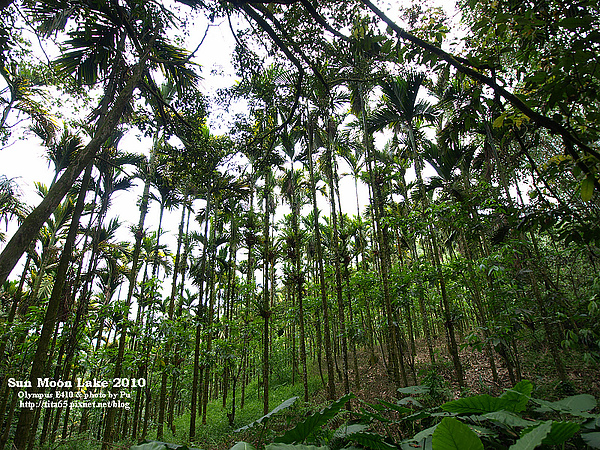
left=190, top=193, right=211, bottom=440
left=0, top=40, right=152, bottom=287
left=325, top=135, right=350, bottom=395
left=101, top=135, right=159, bottom=449
left=157, top=196, right=187, bottom=439
left=306, top=116, right=336, bottom=399
left=12, top=162, right=92, bottom=448
left=261, top=168, right=272, bottom=414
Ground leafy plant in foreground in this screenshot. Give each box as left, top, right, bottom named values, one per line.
left=129, top=382, right=600, bottom=450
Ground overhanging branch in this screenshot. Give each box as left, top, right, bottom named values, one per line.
left=361, top=0, right=600, bottom=189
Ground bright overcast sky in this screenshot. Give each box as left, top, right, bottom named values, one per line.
left=0, top=0, right=459, bottom=283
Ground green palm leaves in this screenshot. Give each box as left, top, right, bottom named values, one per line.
left=367, top=72, right=436, bottom=134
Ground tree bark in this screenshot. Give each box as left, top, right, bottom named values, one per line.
left=12, top=163, right=92, bottom=448
left=0, top=47, right=149, bottom=286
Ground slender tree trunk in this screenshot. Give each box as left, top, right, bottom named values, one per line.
left=157, top=196, right=187, bottom=439
left=261, top=169, right=272, bottom=414
left=101, top=133, right=159, bottom=449
left=306, top=116, right=336, bottom=399
left=190, top=204, right=211, bottom=439
left=325, top=132, right=350, bottom=395
left=0, top=38, right=151, bottom=287
left=12, top=163, right=93, bottom=448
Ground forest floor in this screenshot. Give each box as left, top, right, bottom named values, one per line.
left=312, top=337, right=600, bottom=405
left=133, top=338, right=600, bottom=450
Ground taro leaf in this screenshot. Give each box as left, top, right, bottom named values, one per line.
left=583, top=416, right=600, bottom=430
left=509, top=421, right=552, bottom=450
left=400, top=437, right=432, bottom=450
left=483, top=411, right=535, bottom=428
left=358, top=408, right=393, bottom=424
left=412, top=424, right=438, bottom=442
left=377, top=399, right=412, bottom=414
left=469, top=425, right=497, bottom=438
left=266, top=444, right=328, bottom=450
left=534, top=394, right=597, bottom=417
left=431, top=417, right=483, bottom=450
left=441, top=394, right=505, bottom=414
left=404, top=410, right=432, bottom=421
left=235, top=396, right=299, bottom=432
left=500, top=380, right=533, bottom=413
left=274, top=393, right=355, bottom=444
left=583, top=432, right=600, bottom=449
left=334, top=424, right=369, bottom=439
left=398, top=397, right=423, bottom=408
left=349, top=432, right=396, bottom=450
left=130, top=442, right=202, bottom=450
left=398, top=385, right=430, bottom=396
left=541, top=421, right=580, bottom=446
left=130, top=443, right=168, bottom=450
left=229, top=443, right=257, bottom=450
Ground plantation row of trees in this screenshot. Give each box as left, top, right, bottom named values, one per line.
left=0, top=0, right=599, bottom=449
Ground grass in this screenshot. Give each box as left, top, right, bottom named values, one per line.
left=146, top=366, right=324, bottom=450
left=46, top=364, right=323, bottom=450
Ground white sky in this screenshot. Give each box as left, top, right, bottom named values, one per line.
left=0, top=0, right=458, bottom=294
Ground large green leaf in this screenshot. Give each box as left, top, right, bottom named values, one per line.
left=441, top=394, right=505, bottom=414
left=541, top=421, right=580, bottom=445
left=534, top=394, right=597, bottom=417
left=499, top=380, right=533, bottom=413
left=398, top=385, right=430, bottom=396
left=274, top=393, right=355, bottom=444
left=130, top=443, right=168, bottom=450
left=483, top=411, right=535, bottom=428
left=581, top=175, right=595, bottom=202
left=509, top=421, right=552, bottom=450
left=235, top=396, right=299, bottom=432
left=266, top=444, right=328, bottom=450
left=583, top=432, right=600, bottom=449
left=377, top=399, right=412, bottom=415
left=130, top=442, right=202, bottom=450
left=431, top=417, right=483, bottom=450
left=229, top=443, right=257, bottom=450
left=412, top=424, right=438, bottom=442
left=349, top=432, right=396, bottom=450
left=334, top=424, right=369, bottom=439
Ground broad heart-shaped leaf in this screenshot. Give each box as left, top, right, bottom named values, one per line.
left=500, top=380, right=533, bottom=413
left=404, top=410, right=432, bottom=421
left=483, top=411, right=536, bottom=428
left=334, top=424, right=369, bottom=439
left=274, top=394, right=355, bottom=444
left=412, top=424, right=438, bottom=442
left=398, top=385, right=430, bottom=396
left=130, top=443, right=168, bottom=450
left=509, top=421, right=552, bottom=450
left=541, top=421, right=580, bottom=445
left=235, top=396, right=299, bottom=432
left=377, top=399, right=412, bottom=414
left=348, top=432, right=396, bottom=450
left=534, top=394, right=597, bottom=417
left=582, top=432, right=600, bottom=449
left=229, top=443, right=257, bottom=450
left=266, top=444, right=328, bottom=450
left=398, top=397, right=423, bottom=408
left=431, top=417, right=483, bottom=450
left=441, top=394, right=505, bottom=414
left=130, top=442, right=202, bottom=450
left=581, top=175, right=595, bottom=202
